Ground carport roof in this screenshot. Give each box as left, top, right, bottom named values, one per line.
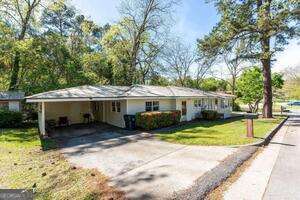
left=26, top=85, right=234, bottom=102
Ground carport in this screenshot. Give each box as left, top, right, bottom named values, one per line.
left=26, top=86, right=129, bottom=136
left=30, top=99, right=127, bottom=136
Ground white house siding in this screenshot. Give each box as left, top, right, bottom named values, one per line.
left=8, top=101, right=21, bottom=111
left=44, top=101, right=91, bottom=125
left=0, top=101, right=21, bottom=111
left=103, top=100, right=127, bottom=128
left=217, top=98, right=233, bottom=118
left=189, top=99, right=203, bottom=120
left=126, top=99, right=176, bottom=115
left=185, top=97, right=233, bottom=121
left=174, top=99, right=195, bottom=121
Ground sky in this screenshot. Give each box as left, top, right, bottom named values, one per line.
left=71, top=0, right=300, bottom=73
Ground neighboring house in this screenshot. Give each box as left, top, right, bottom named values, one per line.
left=26, top=85, right=234, bottom=135
left=0, top=91, right=25, bottom=112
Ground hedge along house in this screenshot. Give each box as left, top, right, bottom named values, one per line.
left=0, top=91, right=25, bottom=112
left=26, top=85, right=234, bottom=135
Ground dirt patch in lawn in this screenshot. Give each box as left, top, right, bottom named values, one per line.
left=0, top=128, right=125, bottom=200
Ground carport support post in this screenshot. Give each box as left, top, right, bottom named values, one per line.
left=246, top=118, right=254, bottom=138
left=39, top=102, right=46, bottom=136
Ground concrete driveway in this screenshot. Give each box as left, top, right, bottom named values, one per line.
left=59, top=129, right=236, bottom=199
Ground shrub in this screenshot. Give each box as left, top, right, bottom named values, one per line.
left=24, top=111, right=38, bottom=121
left=201, top=110, right=219, bottom=120
left=136, top=110, right=181, bottom=130
left=0, top=109, right=23, bottom=128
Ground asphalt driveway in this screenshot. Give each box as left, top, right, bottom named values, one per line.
left=59, top=129, right=236, bottom=199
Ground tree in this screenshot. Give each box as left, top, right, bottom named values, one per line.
left=198, top=0, right=299, bottom=118
left=222, top=41, right=249, bottom=96
left=101, top=23, right=132, bottom=85
left=237, top=67, right=285, bottom=113
left=194, top=58, right=214, bottom=88
left=0, top=0, right=43, bottom=90
left=237, top=67, right=264, bottom=113
left=282, top=66, right=300, bottom=99
left=272, top=73, right=284, bottom=89
left=162, top=39, right=196, bottom=86
left=41, top=0, right=76, bottom=36
left=0, top=21, right=14, bottom=90
left=115, top=0, right=177, bottom=85
left=200, top=77, right=228, bottom=92
left=272, top=72, right=285, bottom=100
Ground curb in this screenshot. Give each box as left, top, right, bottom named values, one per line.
left=172, top=116, right=289, bottom=200
left=253, top=116, right=289, bottom=146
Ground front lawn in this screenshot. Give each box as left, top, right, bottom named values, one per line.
left=0, top=128, right=124, bottom=200
left=155, top=117, right=285, bottom=146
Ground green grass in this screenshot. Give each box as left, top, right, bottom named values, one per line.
left=0, top=128, right=124, bottom=200
left=155, top=117, right=285, bottom=146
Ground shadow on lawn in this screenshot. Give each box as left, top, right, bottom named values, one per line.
left=168, top=134, right=218, bottom=140
left=40, top=137, right=58, bottom=151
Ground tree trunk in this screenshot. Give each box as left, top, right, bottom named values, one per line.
left=262, top=57, right=273, bottom=118
left=231, top=75, right=236, bottom=109
left=8, top=0, right=40, bottom=91
left=9, top=51, right=21, bottom=91
left=258, top=0, right=273, bottom=118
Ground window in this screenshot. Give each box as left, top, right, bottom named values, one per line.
left=112, top=101, right=116, bottom=112
left=214, top=99, right=218, bottom=110
left=112, top=101, right=121, bottom=112
left=145, top=101, right=159, bottom=111
left=116, top=101, right=121, bottom=112
left=182, top=101, right=187, bottom=116
left=221, top=99, right=225, bottom=109
left=203, top=99, right=207, bottom=109
left=145, top=101, right=152, bottom=111
left=153, top=101, right=159, bottom=111
left=198, top=99, right=202, bottom=107
left=93, top=102, right=101, bottom=111
left=209, top=99, right=213, bottom=110
left=194, top=99, right=204, bottom=108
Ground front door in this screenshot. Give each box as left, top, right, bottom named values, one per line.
left=92, top=102, right=103, bottom=122
left=182, top=101, right=187, bottom=117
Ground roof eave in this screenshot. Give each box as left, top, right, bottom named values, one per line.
left=26, top=94, right=233, bottom=103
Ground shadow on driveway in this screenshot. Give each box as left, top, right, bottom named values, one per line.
left=54, top=123, right=237, bottom=199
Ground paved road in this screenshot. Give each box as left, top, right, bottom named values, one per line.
left=263, top=113, right=300, bottom=199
